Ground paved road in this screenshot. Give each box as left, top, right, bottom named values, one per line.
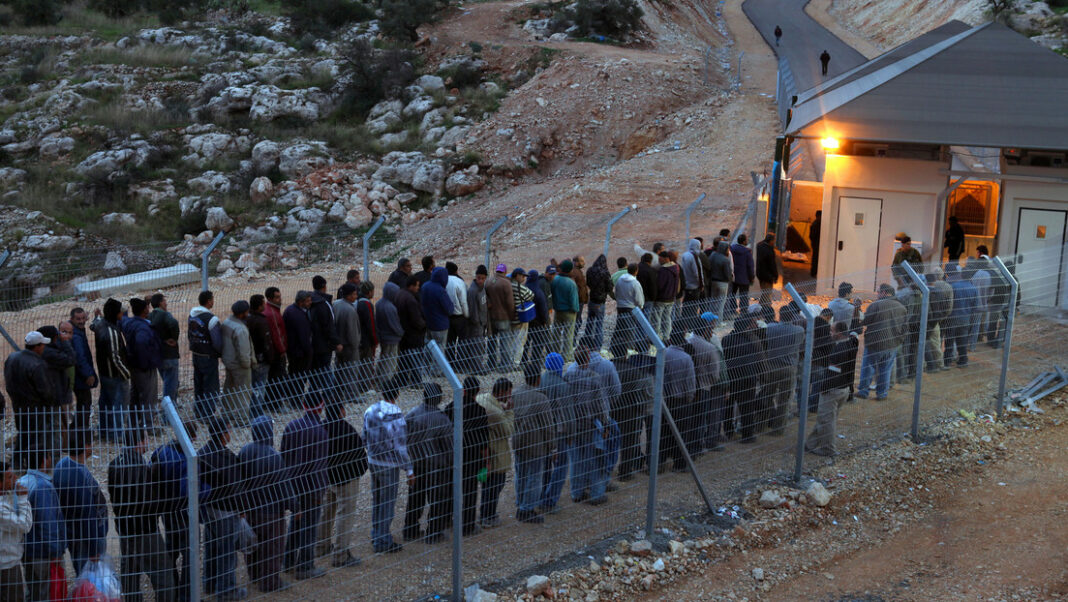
left=742, top=0, right=866, bottom=93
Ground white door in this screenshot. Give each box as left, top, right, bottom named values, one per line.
left=835, top=196, right=883, bottom=291
left=1016, top=208, right=1066, bottom=307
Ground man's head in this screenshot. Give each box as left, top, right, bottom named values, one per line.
left=406, top=275, right=421, bottom=293
left=199, top=290, right=214, bottom=309
left=0, top=460, right=16, bottom=492
left=103, top=298, right=122, bottom=323
left=573, top=256, right=585, bottom=269
left=266, top=287, right=282, bottom=306
left=462, top=376, right=481, bottom=402
left=68, top=429, right=90, bottom=460
left=382, top=379, right=400, bottom=404
left=150, top=293, right=166, bottom=311
left=339, top=283, right=358, bottom=303
left=627, top=263, right=638, bottom=276
left=898, top=234, right=912, bottom=249
left=640, top=253, right=653, bottom=265
left=657, top=251, right=670, bottom=265
left=296, top=290, right=313, bottom=309
left=976, top=244, right=989, bottom=257
left=495, top=263, right=507, bottom=276
left=560, top=259, right=574, bottom=274
left=544, top=265, right=556, bottom=280
left=359, top=281, right=375, bottom=300
left=446, top=261, right=459, bottom=276
left=312, top=275, right=327, bottom=293
left=616, top=256, right=628, bottom=270
left=125, top=427, right=148, bottom=455
left=492, top=377, right=512, bottom=407
left=877, top=283, right=895, bottom=298
left=698, top=311, right=718, bottom=336
left=58, top=321, right=73, bottom=344
left=719, top=228, right=730, bottom=238
left=511, top=268, right=526, bottom=284
left=346, top=269, right=361, bottom=285
left=130, top=297, right=149, bottom=318
left=421, top=255, right=435, bottom=272
left=423, top=382, right=443, bottom=407
left=398, top=258, right=412, bottom=274
left=205, top=416, right=230, bottom=447
left=927, top=266, right=944, bottom=284
left=523, top=363, right=541, bottom=388
left=764, top=233, right=775, bottom=244
left=70, top=307, right=87, bottom=329
left=545, top=352, right=564, bottom=377
left=837, top=282, right=853, bottom=299
left=250, top=294, right=266, bottom=314
left=651, top=242, right=665, bottom=255
left=575, top=345, right=590, bottom=368
left=475, top=264, right=488, bottom=286
left=832, top=320, right=849, bottom=340
left=819, top=308, right=834, bottom=323
left=231, top=300, right=250, bottom=319
left=24, top=332, right=47, bottom=353
left=779, top=303, right=799, bottom=324
left=737, top=233, right=748, bottom=245
left=949, top=216, right=958, bottom=225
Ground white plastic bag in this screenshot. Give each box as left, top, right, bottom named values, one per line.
left=70, top=557, right=121, bottom=602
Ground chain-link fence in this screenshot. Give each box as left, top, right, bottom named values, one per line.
left=6, top=223, right=1066, bottom=601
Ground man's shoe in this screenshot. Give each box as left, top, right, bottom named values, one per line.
left=259, top=580, right=291, bottom=593
left=374, top=542, right=403, bottom=554
left=462, top=526, right=481, bottom=537
left=571, top=493, right=589, bottom=503
left=403, top=529, right=423, bottom=542
left=479, top=516, right=501, bottom=529
left=854, top=392, right=869, bottom=400
left=331, top=553, right=362, bottom=568
left=617, top=473, right=635, bottom=482
left=217, top=587, right=248, bottom=601
left=295, top=567, right=325, bottom=580
left=586, top=497, right=608, bottom=506
left=518, top=511, right=545, bottom=524
left=605, top=481, right=619, bottom=492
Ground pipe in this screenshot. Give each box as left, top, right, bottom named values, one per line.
left=161, top=396, right=200, bottom=602
left=683, top=193, right=706, bottom=248
left=484, top=217, right=507, bottom=271
left=992, top=256, right=1019, bottom=418
left=785, top=283, right=814, bottom=483
left=632, top=309, right=666, bottom=539
left=200, top=231, right=225, bottom=292
left=362, top=217, right=385, bottom=285
left=604, top=208, right=631, bottom=258
left=901, top=261, right=930, bottom=441
left=426, top=340, right=464, bottom=602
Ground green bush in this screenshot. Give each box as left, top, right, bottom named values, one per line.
left=379, top=0, right=439, bottom=41
left=89, top=0, right=144, bottom=18
left=10, top=0, right=65, bottom=25
left=283, top=0, right=373, bottom=36
left=336, top=39, right=415, bottom=118
left=569, top=0, right=643, bottom=40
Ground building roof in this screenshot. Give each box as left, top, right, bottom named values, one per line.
left=786, top=22, right=1068, bottom=152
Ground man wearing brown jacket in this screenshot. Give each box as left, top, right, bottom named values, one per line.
left=486, top=264, right=516, bottom=371
left=571, top=256, right=589, bottom=337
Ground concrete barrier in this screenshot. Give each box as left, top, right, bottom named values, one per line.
left=74, top=263, right=200, bottom=298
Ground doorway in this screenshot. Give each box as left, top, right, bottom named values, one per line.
left=835, top=196, right=883, bottom=291
left=1016, top=207, right=1067, bottom=307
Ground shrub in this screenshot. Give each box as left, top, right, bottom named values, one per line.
left=379, top=0, right=439, bottom=41
left=10, top=0, right=65, bottom=25
left=570, top=0, right=643, bottom=40
left=283, top=0, right=373, bottom=36
left=89, top=0, right=145, bottom=18
left=438, top=60, right=483, bottom=89
left=336, top=39, right=415, bottom=118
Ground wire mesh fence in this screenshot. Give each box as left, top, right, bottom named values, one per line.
left=4, top=232, right=1065, bottom=601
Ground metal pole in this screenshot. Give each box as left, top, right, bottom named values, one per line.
left=484, top=217, right=507, bottom=270
left=0, top=250, right=19, bottom=352
left=992, top=256, right=1019, bottom=418
left=426, top=340, right=463, bottom=602
left=161, top=396, right=200, bottom=602
left=683, top=193, right=706, bottom=248
left=604, top=208, right=630, bottom=259
left=362, top=216, right=384, bottom=285
left=785, top=283, right=814, bottom=483
left=901, top=261, right=929, bottom=441
left=632, top=309, right=665, bottom=539
left=200, top=231, right=225, bottom=292
left=659, top=403, right=716, bottom=514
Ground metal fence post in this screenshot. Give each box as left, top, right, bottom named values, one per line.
left=0, top=249, right=20, bottom=352
left=604, top=208, right=630, bottom=258
left=992, top=256, right=1019, bottom=418
left=631, top=309, right=665, bottom=539
left=161, top=396, right=200, bottom=602
left=484, top=217, right=507, bottom=270
left=362, top=217, right=384, bottom=285
left=785, top=283, right=814, bottom=483
left=901, top=261, right=929, bottom=441
left=683, top=193, right=706, bottom=247
left=426, top=340, right=463, bottom=602
left=200, top=232, right=225, bottom=292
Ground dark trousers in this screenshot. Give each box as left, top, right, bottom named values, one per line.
left=479, top=471, right=506, bottom=522
left=246, top=511, right=286, bottom=592
left=163, top=511, right=190, bottom=602
left=944, top=317, right=970, bottom=367
left=522, top=325, right=552, bottom=372
left=404, top=462, right=450, bottom=538
left=266, top=355, right=288, bottom=409
left=119, top=531, right=175, bottom=602
left=286, top=355, right=311, bottom=408
left=0, top=565, right=25, bottom=602
left=730, top=376, right=759, bottom=440
left=730, top=283, right=751, bottom=315
left=285, top=496, right=323, bottom=573
left=661, top=397, right=688, bottom=469
left=460, top=458, right=480, bottom=534
left=615, top=403, right=644, bottom=479
left=608, top=309, right=639, bottom=359
left=129, top=367, right=158, bottom=429
left=192, top=354, right=220, bottom=420
left=73, top=388, right=92, bottom=434
left=702, top=385, right=730, bottom=448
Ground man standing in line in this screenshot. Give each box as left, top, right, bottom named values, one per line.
left=730, top=235, right=755, bottom=317
left=53, top=431, right=107, bottom=576
left=551, top=260, right=580, bottom=362
left=404, top=383, right=453, bottom=542
left=806, top=322, right=859, bottom=456
left=445, top=262, right=469, bottom=362
left=763, top=305, right=804, bottom=435
left=336, top=269, right=361, bottom=300
left=522, top=269, right=552, bottom=371
left=687, top=313, right=726, bottom=451
left=421, top=266, right=455, bottom=366
left=281, top=396, right=329, bottom=579
left=636, top=254, right=658, bottom=316
left=238, top=416, right=295, bottom=593
left=810, top=210, right=822, bottom=278
left=246, top=294, right=275, bottom=418
left=189, top=291, right=223, bottom=420
left=944, top=266, right=978, bottom=368
left=309, top=275, right=341, bottom=374
left=6, top=331, right=58, bottom=458
left=151, top=421, right=197, bottom=601
left=486, top=264, right=516, bottom=371
left=856, top=284, right=907, bottom=400
left=585, top=255, right=613, bottom=351
left=333, top=283, right=362, bottom=388
left=364, top=382, right=412, bottom=554
left=108, top=428, right=175, bottom=601
left=198, top=417, right=248, bottom=600
left=678, top=240, right=705, bottom=336
left=464, top=266, right=490, bottom=374
left=944, top=216, right=966, bottom=262
left=395, top=277, right=427, bottom=387
left=263, top=287, right=288, bottom=411
left=0, top=460, right=32, bottom=601
left=124, top=297, right=162, bottom=433
left=571, top=256, right=589, bottom=338
left=413, top=256, right=436, bottom=292
left=375, top=283, right=404, bottom=388
left=512, top=366, right=555, bottom=523
left=283, top=291, right=314, bottom=407
left=149, top=294, right=180, bottom=406
left=653, top=251, right=680, bottom=342
left=69, top=307, right=97, bottom=434
left=221, top=300, right=255, bottom=427
left=356, top=282, right=379, bottom=393
left=564, top=347, right=610, bottom=505
left=388, top=258, right=413, bottom=288
left=755, top=233, right=779, bottom=305
left=708, top=242, right=733, bottom=322
left=18, top=449, right=66, bottom=602
left=610, top=257, right=628, bottom=286
left=318, top=400, right=366, bottom=568
left=510, top=268, right=535, bottom=366
left=538, top=353, right=573, bottom=515
left=925, top=268, right=954, bottom=373
left=610, top=263, right=644, bottom=358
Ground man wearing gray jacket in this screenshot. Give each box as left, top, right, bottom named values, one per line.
left=221, top=301, right=255, bottom=426
left=333, top=283, right=361, bottom=385
left=925, top=268, right=954, bottom=372
left=708, top=242, right=733, bottom=322
left=403, top=383, right=452, bottom=542
left=375, top=282, right=404, bottom=389
left=609, top=263, right=645, bottom=358
left=512, top=366, right=556, bottom=523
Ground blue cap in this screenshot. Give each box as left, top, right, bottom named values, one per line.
left=700, top=312, right=718, bottom=322
left=545, top=352, right=564, bottom=375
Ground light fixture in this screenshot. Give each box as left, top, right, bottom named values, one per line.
left=821, top=137, right=840, bottom=150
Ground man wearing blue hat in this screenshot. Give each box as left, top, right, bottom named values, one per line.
left=763, top=305, right=804, bottom=435
left=538, top=353, right=572, bottom=513
left=686, top=312, right=727, bottom=451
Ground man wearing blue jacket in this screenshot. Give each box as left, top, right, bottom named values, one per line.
left=18, top=448, right=66, bottom=602
left=364, top=381, right=412, bottom=554
left=69, top=307, right=97, bottom=434
left=421, top=266, right=455, bottom=352
left=123, top=297, right=162, bottom=433
left=281, top=396, right=329, bottom=579
left=239, top=416, right=296, bottom=592
left=551, top=260, right=581, bottom=362
left=945, top=265, right=979, bottom=368
left=52, top=431, right=108, bottom=576
left=151, top=421, right=198, bottom=601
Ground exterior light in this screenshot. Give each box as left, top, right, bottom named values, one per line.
left=821, top=137, right=840, bottom=150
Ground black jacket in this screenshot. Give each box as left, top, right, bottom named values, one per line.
left=283, top=304, right=313, bottom=362
left=246, top=311, right=275, bottom=365
left=395, top=287, right=426, bottom=350
left=4, top=349, right=56, bottom=408
left=636, top=262, right=657, bottom=305
left=755, top=241, right=779, bottom=283
left=723, top=327, right=768, bottom=382
left=107, top=447, right=163, bottom=536
left=309, top=291, right=340, bottom=355
left=198, top=439, right=247, bottom=514
left=405, top=403, right=453, bottom=470
left=325, top=417, right=368, bottom=486
left=444, top=396, right=488, bottom=464
left=41, top=340, right=75, bottom=406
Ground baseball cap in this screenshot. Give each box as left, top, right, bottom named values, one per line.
left=25, top=331, right=49, bottom=346
left=699, top=312, right=718, bottom=322
left=510, top=268, right=526, bottom=278
left=495, top=263, right=507, bottom=273
left=545, top=265, right=557, bottom=275
left=231, top=300, right=250, bottom=314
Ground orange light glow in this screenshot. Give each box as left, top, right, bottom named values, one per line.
left=821, top=137, right=840, bottom=150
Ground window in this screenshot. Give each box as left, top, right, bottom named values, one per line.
left=854, top=213, right=864, bottom=226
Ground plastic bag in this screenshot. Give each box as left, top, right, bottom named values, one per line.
left=70, top=557, right=121, bottom=602
left=48, top=561, right=65, bottom=601
left=237, top=516, right=258, bottom=555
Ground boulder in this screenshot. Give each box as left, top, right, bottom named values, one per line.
left=103, top=251, right=126, bottom=274
left=188, top=171, right=232, bottom=195
left=411, top=162, right=446, bottom=194
left=403, top=95, right=436, bottom=118
left=0, top=167, right=28, bottom=189
left=416, top=74, right=445, bottom=92
left=249, top=176, right=273, bottom=203
left=205, top=207, right=235, bottom=232
left=758, top=489, right=786, bottom=509
left=805, top=482, right=832, bottom=507
left=101, top=212, right=137, bottom=226
left=179, top=196, right=207, bottom=217
left=76, top=141, right=157, bottom=180
left=366, top=110, right=401, bottom=135
left=38, top=136, right=75, bottom=159
left=420, top=108, right=447, bottom=134
left=251, top=140, right=282, bottom=174
left=629, top=540, right=652, bottom=556
left=130, top=179, right=177, bottom=205
left=438, top=126, right=471, bottom=148
left=379, top=131, right=409, bottom=147
left=369, top=99, right=404, bottom=120
left=234, top=252, right=259, bottom=270
left=344, top=205, right=375, bottom=229
left=278, top=142, right=332, bottom=179
left=445, top=167, right=484, bottom=196
left=249, top=85, right=323, bottom=122
left=43, top=90, right=91, bottom=117
left=184, top=132, right=252, bottom=167
left=216, top=258, right=234, bottom=274
left=525, top=575, right=551, bottom=597
left=22, top=234, right=77, bottom=251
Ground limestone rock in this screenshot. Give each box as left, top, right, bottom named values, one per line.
left=525, top=575, right=551, bottom=597
left=103, top=251, right=126, bottom=274
left=759, top=489, right=786, bottom=509
left=252, top=140, right=281, bottom=174
left=205, top=207, right=234, bottom=232
left=23, top=234, right=77, bottom=251
left=38, top=136, right=75, bottom=159
left=416, top=74, right=445, bottom=92
left=249, top=85, right=323, bottom=122
left=344, top=205, right=375, bottom=229
left=278, top=142, right=332, bottom=179
left=249, top=176, right=273, bottom=203
left=805, top=481, right=832, bottom=507
left=101, top=213, right=136, bottom=226
left=752, top=567, right=764, bottom=581
left=445, top=167, right=484, bottom=196
left=0, top=167, right=28, bottom=189
left=629, top=540, right=652, bottom=556
left=188, top=171, right=232, bottom=195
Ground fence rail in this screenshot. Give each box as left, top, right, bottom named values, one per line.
left=3, top=236, right=1062, bottom=601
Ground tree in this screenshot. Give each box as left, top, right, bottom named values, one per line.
left=987, top=0, right=1016, bottom=22
left=379, top=0, right=439, bottom=41
left=11, top=0, right=65, bottom=25
left=283, top=0, right=374, bottom=36
left=337, top=39, right=415, bottom=117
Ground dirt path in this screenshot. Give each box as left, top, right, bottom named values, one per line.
left=805, top=0, right=883, bottom=59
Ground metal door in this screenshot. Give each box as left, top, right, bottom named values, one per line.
left=835, top=196, right=883, bottom=291
left=1015, top=208, right=1066, bottom=307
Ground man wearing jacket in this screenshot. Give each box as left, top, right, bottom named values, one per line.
left=755, top=233, right=779, bottom=305
left=53, top=432, right=107, bottom=575
left=151, top=422, right=197, bottom=601
left=108, top=428, right=175, bottom=601
left=509, top=269, right=535, bottom=366
left=309, top=275, right=341, bottom=373
left=69, top=308, right=97, bottom=434
left=925, top=268, right=954, bottom=372
left=464, top=266, right=490, bottom=373
left=263, top=287, right=288, bottom=411
left=564, top=347, right=610, bottom=505
left=189, top=291, right=223, bottom=420
left=149, top=294, right=181, bottom=405
left=806, top=322, right=859, bottom=456
left=317, top=400, right=366, bottom=568
left=221, top=301, right=256, bottom=427
left=486, top=264, right=516, bottom=371
left=333, top=284, right=362, bottom=387
left=40, top=324, right=74, bottom=457
left=636, top=254, right=658, bottom=314
left=283, top=291, right=314, bottom=407
left=364, top=382, right=412, bottom=553
left=199, top=417, right=248, bottom=600
left=678, top=240, right=705, bottom=336
left=238, top=416, right=295, bottom=593
left=356, top=282, right=378, bottom=393
left=610, top=263, right=645, bottom=358
left=522, top=269, right=552, bottom=370
left=763, top=306, right=803, bottom=435
left=375, top=282, right=404, bottom=389
left=512, top=367, right=555, bottom=523
left=570, top=256, right=589, bottom=336
left=551, top=260, right=580, bottom=362
left=89, top=313, right=127, bottom=442
left=585, top=255, right=613, bottom=352
left=124, top=297, right=161, bottom=433
left=539, top=353, right=573, bottom=513
left=0, top=460, right=32, bottom=601
left=945, top=266, right=978, bottom=369
left=395, top=277, right=426, bottom=387
left=18, top=449, right=66, bottom=602
left=6, top=331, right=58, bottom=461
left=247, top=295, right=275, bottom=418
left=708, top=242, right=733, bottom=321
left=653, top=251, right=680, bottom=343
left=730, top=234, right=756, bottom=317
left=421, top=267, right=455, bottom=371
left=404, top=383, right=453, bottom=542
left=281, top=397, right=329, bottom=579
left=857, top=283, right=907, bottom=400
left=445, top=262, right=469, bottom=358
